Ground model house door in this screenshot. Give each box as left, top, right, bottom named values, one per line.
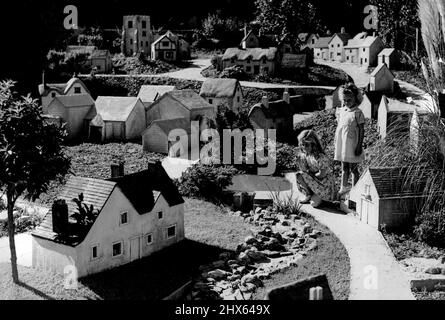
left=130, top=236, right=140, bottom=262
left=360, top=199, right=369, bottom=224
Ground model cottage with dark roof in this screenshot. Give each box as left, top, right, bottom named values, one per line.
left=32, top=162, right=185, bottom=278
left=348, top=167, right=427, bottom=229
left=199, top=78, right=243, bottom=113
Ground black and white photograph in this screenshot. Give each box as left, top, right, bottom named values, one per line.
left=1, top=0, right=445, bottom=309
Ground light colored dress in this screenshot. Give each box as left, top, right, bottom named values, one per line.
left=297, top=152, right=336, bottom=201
left=334, top=106, right=365, bottom=163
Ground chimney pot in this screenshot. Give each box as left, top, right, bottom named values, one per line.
left=52, top=199, right=69, bottom=234
left=111, top=161, right=125, bottom=178
left=341, top=27, right=345, bottom=34
left=262, top=95, right=269, bottom=108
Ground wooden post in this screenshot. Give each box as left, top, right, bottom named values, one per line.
left=416, top=28, right=419, bottom=56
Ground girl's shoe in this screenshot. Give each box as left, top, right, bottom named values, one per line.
left=299, top=194, right=312, bottom=204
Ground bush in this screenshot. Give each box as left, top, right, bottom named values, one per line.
left=220, top=66, right=249, bottom=81
left=0, top=209, right=44, bottom=237
left=175, top=163, right=241, bottom=203
left=414, top=210, right=445, bottom=248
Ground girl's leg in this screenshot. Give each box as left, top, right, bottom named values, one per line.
left=351, top=163, right=360, bottom=186
left=296, top=172, right=312, bottom=202
left=340, top=162, right=350, bottom=192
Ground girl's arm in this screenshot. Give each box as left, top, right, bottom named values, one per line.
left=355, top=123, right=364, bottom=156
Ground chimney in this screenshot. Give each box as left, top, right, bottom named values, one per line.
left=262, top=95, right=269, bottom=108
left=52, top=199, right=69, bottom=235
left=42, top=70, right=46, bottom=87
left=283, top=91, right=290, bottom=104
left=244, top=23, right=247, bottom=38
left=111, top=161, right=125, bottom=178
left=341, top=27, right=345, bottom=34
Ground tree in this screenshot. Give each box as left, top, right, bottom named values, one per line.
left=254, top=0, right=324, bottom=50
left=77, top=27, right=104, bottom=48
left=370, top=0, right=420, bottom=52
left=0, top=81, right=70, bottom=283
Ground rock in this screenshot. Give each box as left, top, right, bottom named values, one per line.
left=306, top=238, right=318, bottom=251
left=303, top=223, right=312, bottom=234
left=227, top=259, right=238, bottom=266
left=279, top=252, right=294, bottom=257
left=262, top=250, right=282, bottom=258
left=441, top=256, right=445, bottom=264
left=284, top=230, right=298, bottom=239
left=207, top=269, right=230, bottom=280
left=244, top=236, right=259, bottom=246
left=255, top=207, right=262, bottom=214
left=241, top=274, right=263, bottom=287
left=253, top=213, right=263, bottom=222
left=281, top=220, right=290, bottom=227
left=240, top=282, right=256, bottom=293
left=425, top=267, right=442, bottom=275
left=441, top=267, right=445, bottom=275
left=236, top=243, right=249, bottom=253
left=227, top=274, right=241, bottom=281
left=264, top=238, right=286, bottom=252
left=212, top=260, right=226, bottom=269
left=235, top=211, right=242, bottom=216
left=246, top=249, right=268, bottom=262
left=276, top=214, right=286, bottom=221
left=250, top=210, right=255, bottom=215
left=258, top=226, right=273, bottom=237
left=238, top=252, right=251, bottom=264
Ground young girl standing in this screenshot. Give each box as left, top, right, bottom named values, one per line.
left=334, top=83, right=365, bottom=195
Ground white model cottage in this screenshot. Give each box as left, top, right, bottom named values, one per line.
left=32, top=162, right=185, bottom=278
left=344, top=33, right=384, bottom=67
left=328, top=29, right=350, bottom=62
left=199, top=78, right=243, bottom=113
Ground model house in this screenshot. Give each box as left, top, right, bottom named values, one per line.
left=90, top=96, right=146, bottom=142
left=344, top=33, right=384, bottom=67
left=222, top=47, right=279, bottom=75
left=151, top=33, right=177, bottom=62
left=378, top=48, right=399, bottom=70
left=369, top=63, right=395, bottom=93
left=142, top=118, right=192, bottom=156
left=39, top=76, right=91, bottom=113
left=45, top=94, right=96, bottom=141
left=328, top=28, right=350, bottom=62
left=32, top=161, right=185, bottom=278
left=377, top=96, right=429, bottom=139
left=241, top=30, right=260, bottom=49
left=248, top=92, right=304, bottom=141
left=298, top=33, right=319, bottom=50
left=137, top=85, right=176, bottom=110
left=313, top=36, right=332, bottom=60
left=146, top=89, right=215, bottom=125
left=199, top=78, right=243, bottom=113
left=121, top=15, right=153, bottom=56
left=348, top=167, right=426, bottom=229
left=90, top=50, right=113, bottom=73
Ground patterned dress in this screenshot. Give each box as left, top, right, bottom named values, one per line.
left=297, top=152, right=336, bottom=201
left=334, top=106, right=365, bottom=163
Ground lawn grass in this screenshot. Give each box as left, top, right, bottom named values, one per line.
left=252, top=217, right=350, bottom=300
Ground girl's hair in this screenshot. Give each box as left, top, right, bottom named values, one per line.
left=297, top=129, right=324, bottom=155
left=339, top=82, right=363, bottom=105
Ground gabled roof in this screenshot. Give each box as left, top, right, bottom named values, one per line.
left=313, top=36, right=332, bottom=48
left=137, top=85, right=176, bottom=103
left=344, top=36, right=380, bottom=49
left=95, top=96, right=141, bottom=122
left=378, top=48, right=396, bottom=56
left=199, top=78, right=241, bottom=98
left=38, top=77, right=90, bottom=96
left=241, top=30, right=258, bottom=43
left=144, top=117, right=191, bottom=136
left=152, top=33, right=175, bottom=47
left=370, top=63, right=395, bottom=78
left=66, top=46, right=97, bottom=54
left=166, top=90, right=213, bottom=110
left=222, top=47, right=278, bottom=61
left=50, top=94, right=95, bottom=108
left=32, top=163, right=184, bottom=247
left=381, top=97, right=430, bottom=114
left=368, top=167, right=429, bottom=199
left=249, top=95, right=303, bottom=119
left=329, top=33, right=351, bottom=45
left=32, top=176, right=117, bottom=246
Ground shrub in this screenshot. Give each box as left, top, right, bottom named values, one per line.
left=414, top=210, right=445, bottom=248
left=220, top=66, right=248, bottom=81
left=176, top=163, right=241, bottom=202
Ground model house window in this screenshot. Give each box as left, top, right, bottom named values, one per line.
left=142, top=21, right=147, bottom=29
left=130, top=39, right=133, bottom=45
left=146, top=41, right=149, bottom=46
left=262, top=57, right=267, bottom=64
left=264, top=67, right=269, bottom=73
left=167, top=225, right=176, bottom=239
left=337, top=44, right=340, bottom=47
left=142, top=31, right=147, bottom=37
left=312, top=39, right=315, bottom=44
left=285, top=47, right=290, bottom=53
left=365, top=58, right=368, bottom=63
left=231, top=58, right=235, bottom=64
left=51, top=92, right=56, bottom=98
left=162, top=41, right=170, bottom=47
left=337, top=52, right=341, bottom=56
left=363, top=48, right=366, bottom=52
left=246, top=66, right=252, bottom=72
left=112, top=241, right=123, bottom=257
left=120, top=212, right=128, bottom=225
left=141, top=41, right=143, bottom=46
left=347, top=56, right=349, bottom=60
left=91, top=245, right=99, bottom=260
left=237, top=96, right=240, bottom=103
left=128, top=21, right=133, bottom=28
left=166, top=52, right=173, bottom=59
left=146, top=234, right=153, bottom=245
left=246, top=58, right=251, bottom=64
left=209, top=99, right=213, bottom=104
left=158, top=211, right=163, bottom=219
left=331, top=45, right=334, bottom=48
left=74, top=87, right=81, bottom=94
left=365, top=184, right=371, bottom=196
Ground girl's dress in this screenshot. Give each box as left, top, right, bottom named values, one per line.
left=334, top=106, right=365, bottom=163
left=297, top=152, right=336, bottom=201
